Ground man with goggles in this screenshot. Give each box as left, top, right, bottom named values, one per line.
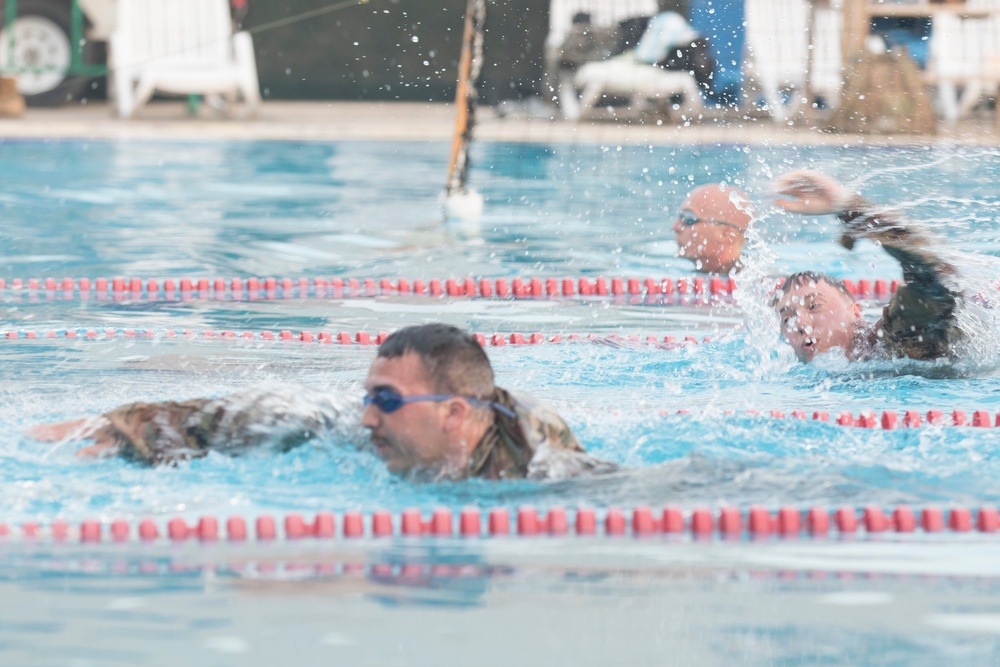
left=29, top=323, right=616, bottom=481
left=673, top=183, right=753, bottom=274
left=358, top=323, right=616, bottom=480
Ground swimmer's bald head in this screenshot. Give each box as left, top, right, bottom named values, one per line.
left=673, top=183, right=753, bottom=274
left=686, top=184, right=753, bottom=233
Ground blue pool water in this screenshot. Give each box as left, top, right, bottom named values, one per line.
left=2, top=138, right=1000, bottom=665
left=3, top=138, right=1000, bottom=517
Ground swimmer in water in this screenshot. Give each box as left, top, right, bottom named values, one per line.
left=28, top=323, right=618, bottom=481
left=771, top=169, right=961, bottom=362
left=673, top=183, right=754, bottom=274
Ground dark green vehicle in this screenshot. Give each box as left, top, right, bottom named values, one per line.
left=0, top=0, right=114, bottom=105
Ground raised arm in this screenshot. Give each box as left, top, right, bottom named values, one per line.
left=771, top=169, right=958, bottom=291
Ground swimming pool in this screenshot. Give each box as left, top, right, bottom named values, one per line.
left=2, top=137, right=1000, bottom=665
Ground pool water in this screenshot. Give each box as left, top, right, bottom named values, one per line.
left=2, top=138, right=1000, bottom=665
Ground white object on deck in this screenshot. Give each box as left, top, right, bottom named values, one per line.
left=927, top=0, right=1000, bottom=121
left=110, top=0, right=260, bottom=119
left=743, top=0, right=843, bottom=122
left=573, top=55, right=703, bottom=119
left=546, top=0, right=658, bottom=120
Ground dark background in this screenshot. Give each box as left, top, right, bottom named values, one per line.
left=244, top=0, right=706, bottom=105
left=246, top=0, right=546, bottom=104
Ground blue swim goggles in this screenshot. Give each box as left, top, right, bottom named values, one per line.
left=363, top=388, right=516, bottom=418
left=678, top=208, right=743, bottom=232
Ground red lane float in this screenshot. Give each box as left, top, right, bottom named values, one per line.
left=0, top=275, right=905, bottom=302
left=4, top=505, right=998, bottom=544
left=0, top=328, right=712, bottom=348
left=658, top=408, right=1000, bottom=429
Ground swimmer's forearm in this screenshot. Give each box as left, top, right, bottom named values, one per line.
left=25, top=416, right=123, bottom=459
left=26, top=416, right=111, bottom=443
left=836, top=195, right=929, bottom=249
left=836, top=196, right=957, bottom=286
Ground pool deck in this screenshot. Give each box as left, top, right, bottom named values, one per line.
left=0, top=99, right=998, bottom=146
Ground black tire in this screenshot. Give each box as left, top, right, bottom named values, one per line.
left=0, top=0, right=96, bottom=106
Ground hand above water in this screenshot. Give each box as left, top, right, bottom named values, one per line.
left=26, top=417, right=120, bottom=458
left=770, top=170, right=855, bottom=215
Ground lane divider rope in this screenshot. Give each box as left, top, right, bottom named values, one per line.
left=2, top=505, right=996, bottom=543
left=685, top=408, right=1000, bottom=429
left=0, top=560, right=944, bottom=580
left=0, top=276, right=903, bottom=302
left=0, top=328, right=711, bottom=347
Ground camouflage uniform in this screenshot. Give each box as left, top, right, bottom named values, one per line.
left=96, top=385, right=615, bottom=480
left=465, top=387, right=618, bottom=480
left=99, top=385, right=343, bottom=465
left=838, top=197, right=962, bottom=361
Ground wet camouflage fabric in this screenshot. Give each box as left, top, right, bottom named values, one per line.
left=838, top=198, right=962, bottom=361
left=465, top=387, right=618, bottom=480
left=98, top=385, right=614, bottom=480
left=100, top=385, right=341, bottom=465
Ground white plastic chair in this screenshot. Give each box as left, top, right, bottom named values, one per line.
left=573, top=56, right=704, bottom=119
left=546, top=0, right=658, bottom=119
left=111, top=0, right=261, bottom=119
left=743, top=0, right=843, bottom=121
left=572, top=12, right=705, bottom=121
left=927, top=0, right=1000, bottom=121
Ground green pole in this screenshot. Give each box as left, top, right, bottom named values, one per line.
left=67, top=0, right=106, bottom=76
left=3, top=0, right=18, bottom=76
left=70, top=0, right=82, bottom=71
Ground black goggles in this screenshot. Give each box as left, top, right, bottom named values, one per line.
left=363, top=388, right=516, bottom=418
left=677, top=208, right=744, bottom=231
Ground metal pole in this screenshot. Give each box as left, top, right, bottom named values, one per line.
left=3, top=0, right=18, bottom=75
left=71, top=0, right=83, bottom=71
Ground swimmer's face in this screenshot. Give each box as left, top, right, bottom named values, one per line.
left=361, top=352, right=453, bottom=475
left=673, top=186, right=749, bottom=274
left=776, top=279, right=862, bottom=362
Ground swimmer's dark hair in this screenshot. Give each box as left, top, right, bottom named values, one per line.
left=377, top=323, right=494, bottom=397
left=773, top=271, right=856, bottom=306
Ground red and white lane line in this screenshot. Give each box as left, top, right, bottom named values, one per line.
left=0, top=275, right=903, bottom=302
left=0, top=328, right=712, bottom=347
left=672, top=408, right=1000, bottom=429
left=2, top=505, right=997, bottom=544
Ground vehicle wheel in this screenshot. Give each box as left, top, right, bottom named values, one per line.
left=0, top=0, right=94, bottom=106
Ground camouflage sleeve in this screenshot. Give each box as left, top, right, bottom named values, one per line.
left=102, top=398, right=216, bottom=465
left=837, top=196, right=961, bottom=358
left=102, top=385, right=343, bottom=465
left=506, top=390, right=585, bottom=454
left=837, top=195, right=959, bottom=297
left=502, top=388, right=619, bottom=481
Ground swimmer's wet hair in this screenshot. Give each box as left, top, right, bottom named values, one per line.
left=377, top=323, right=494, bottom=397
left=773, top=271, right=856, bottom=305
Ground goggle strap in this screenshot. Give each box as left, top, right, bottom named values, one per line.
left=365, top=391, right=517, bottom=419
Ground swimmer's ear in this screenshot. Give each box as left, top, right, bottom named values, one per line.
left=442, top=398, right=470, bottom=433
left=852, top=302, right=863, bottom=319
